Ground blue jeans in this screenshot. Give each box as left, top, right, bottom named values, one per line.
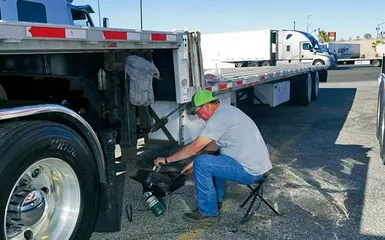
left=193, top=154, right=263, bottom=216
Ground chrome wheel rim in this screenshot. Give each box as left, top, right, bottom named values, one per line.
left=4, top=158, right=80, bottom=240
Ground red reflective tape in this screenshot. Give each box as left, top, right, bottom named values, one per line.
left=103, top=31, right=127, bottom=40
left=236, top=80, right=243, bottom=86
left=219, top=84, right=227, bottom=90
left=205, top=87, right=212, bottom=91
left=260, top=75, right=266, bottom=80
left=28, top=26, right=65, bottom=38
left=151, top=34, right=167, bottom=41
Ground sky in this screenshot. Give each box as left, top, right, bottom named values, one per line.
left=75, top=0, right=385, bottom=40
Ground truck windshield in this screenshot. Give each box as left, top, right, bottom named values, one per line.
left=299, top=31, right=324, bottom=51
left=71, top=9, right=92, bottom=27
left=311, top=41, right=322, bottom=50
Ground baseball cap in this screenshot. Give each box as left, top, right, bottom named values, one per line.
left=188, top=90, right=217, bottom=115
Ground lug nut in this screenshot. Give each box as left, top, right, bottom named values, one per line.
left=41, top=187, right=49, bottom=194
left=31, top=169, right=40, bottom=178
left=24, top=230, right=33, bottom=240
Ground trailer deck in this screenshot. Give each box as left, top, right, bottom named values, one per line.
left=204, top=64, right=327, bottom=94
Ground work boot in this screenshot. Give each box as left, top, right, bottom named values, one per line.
left=192, top=202, right=222, bottom=213
left=183, top=210, right=219, bottom=223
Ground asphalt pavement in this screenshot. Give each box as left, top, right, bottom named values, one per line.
left=91, top=65, right=385, bottom=240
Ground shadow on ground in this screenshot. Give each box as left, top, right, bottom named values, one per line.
left=92, top=87, right=378, bottom=240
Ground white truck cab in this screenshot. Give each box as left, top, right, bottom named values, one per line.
left=278, top=30, right=337, bottom=68
left=201, top=29, right=337, bottom=69
left=0, top=0, right=95, bottom=27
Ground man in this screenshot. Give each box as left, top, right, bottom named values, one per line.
left=154, top=89, right=272, bottom=223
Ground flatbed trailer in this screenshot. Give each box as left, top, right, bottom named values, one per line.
left=0, top=19, right=328, bottom=240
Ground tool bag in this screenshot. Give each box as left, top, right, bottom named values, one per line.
left=130, top=168, right=186, bottom=197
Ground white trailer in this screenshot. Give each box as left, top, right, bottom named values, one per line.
left=325, top=42, right=382, bottom=67
left=201, top=29, right=337, bottom=69
left=323, top=42, right=360, bottom=59
left=0, top=1, right=329, bottom=239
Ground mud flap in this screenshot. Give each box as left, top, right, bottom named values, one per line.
left=94, top=130, right=124, bottom=232
left=319, top=70, right=328, bottom=82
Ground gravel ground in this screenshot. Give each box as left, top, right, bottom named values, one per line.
left=91, top=65, right=385, bottom=240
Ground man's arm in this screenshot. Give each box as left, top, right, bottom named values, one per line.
left=167, top=136, right=213, bottom=163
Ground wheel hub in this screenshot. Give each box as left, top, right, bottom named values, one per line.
left=6, top=189, right=47, bottom=237
left=4, top=158, right=81, bottom=240
left=9, top=190, right=46, bottom=226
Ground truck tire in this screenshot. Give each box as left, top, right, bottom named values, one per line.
left=313, top=60, right=325, bottom=66
left=261, top=61, right=271, bottom=67
left=1, top=121, right=99, bottom=240
left=372, top=59, right=381, bottom=67
left=298, top=73, right=312, bottom=106
left=311, top=72, right=319, bottom=100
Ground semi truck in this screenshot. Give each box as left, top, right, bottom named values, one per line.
left=322, top=42, right=360, bottom=59
left=376, top=56, right=385, bottom=163
left=324, top=41, right=382, bottom=67
left=0, top=0, right=329, bottom=239
left=201, top=29, right=337, bottom=70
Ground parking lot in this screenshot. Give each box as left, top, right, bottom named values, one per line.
left=91, top=65, right=385, bottom=240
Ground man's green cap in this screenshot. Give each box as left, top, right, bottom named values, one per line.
left=188, top=90, right=217, bottom=115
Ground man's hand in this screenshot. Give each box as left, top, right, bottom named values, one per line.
left=154, top=157, right=166, bottom=166
left=181, top=161, right=194, bottom=175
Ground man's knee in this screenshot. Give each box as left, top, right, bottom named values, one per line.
left=193, top=154, right=212, bottom=170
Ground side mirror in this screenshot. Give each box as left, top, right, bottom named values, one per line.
left=103, top=18, right=109, bottom=28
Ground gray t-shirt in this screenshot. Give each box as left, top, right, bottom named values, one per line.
left=200, top=104, right=272, bottom=176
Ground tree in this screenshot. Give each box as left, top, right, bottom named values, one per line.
left=363, top=33, right=372, bottom=39
left=372, top=39, right=385, bottom=57
left=372, top=39, right=385, bottom=49
left=356, top=36, right=360, bottom=40
left=318, top=30, right=330, bottom=43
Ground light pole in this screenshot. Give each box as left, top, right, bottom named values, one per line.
left=140, top=0, right=143, bottom=30
left=97, top=0, right=101, bottom=27
left=293, top=21, right=296, bottom=30
left=307, top=15, right=312, bottom=33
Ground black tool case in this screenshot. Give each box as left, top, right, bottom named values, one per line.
left=130, top=168, right=187, bottom=197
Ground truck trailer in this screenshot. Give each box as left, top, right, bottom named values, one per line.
left=324, top=41, right=382, bottom=67
left=322, top=42, right=360, bottom=59
left=0, top=0, right=329, bottom=239
left=201, top=29, right=337, bottom=70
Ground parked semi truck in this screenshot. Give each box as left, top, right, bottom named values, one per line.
left=0, top=0, right=329, bottom=239
left=201, top=29, right=337, bottom=70
left=376, top=56, right=385, bottom=163
left=322, top=42, right=360, bottom=59
left=324, top=41, right=382, bottom=67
